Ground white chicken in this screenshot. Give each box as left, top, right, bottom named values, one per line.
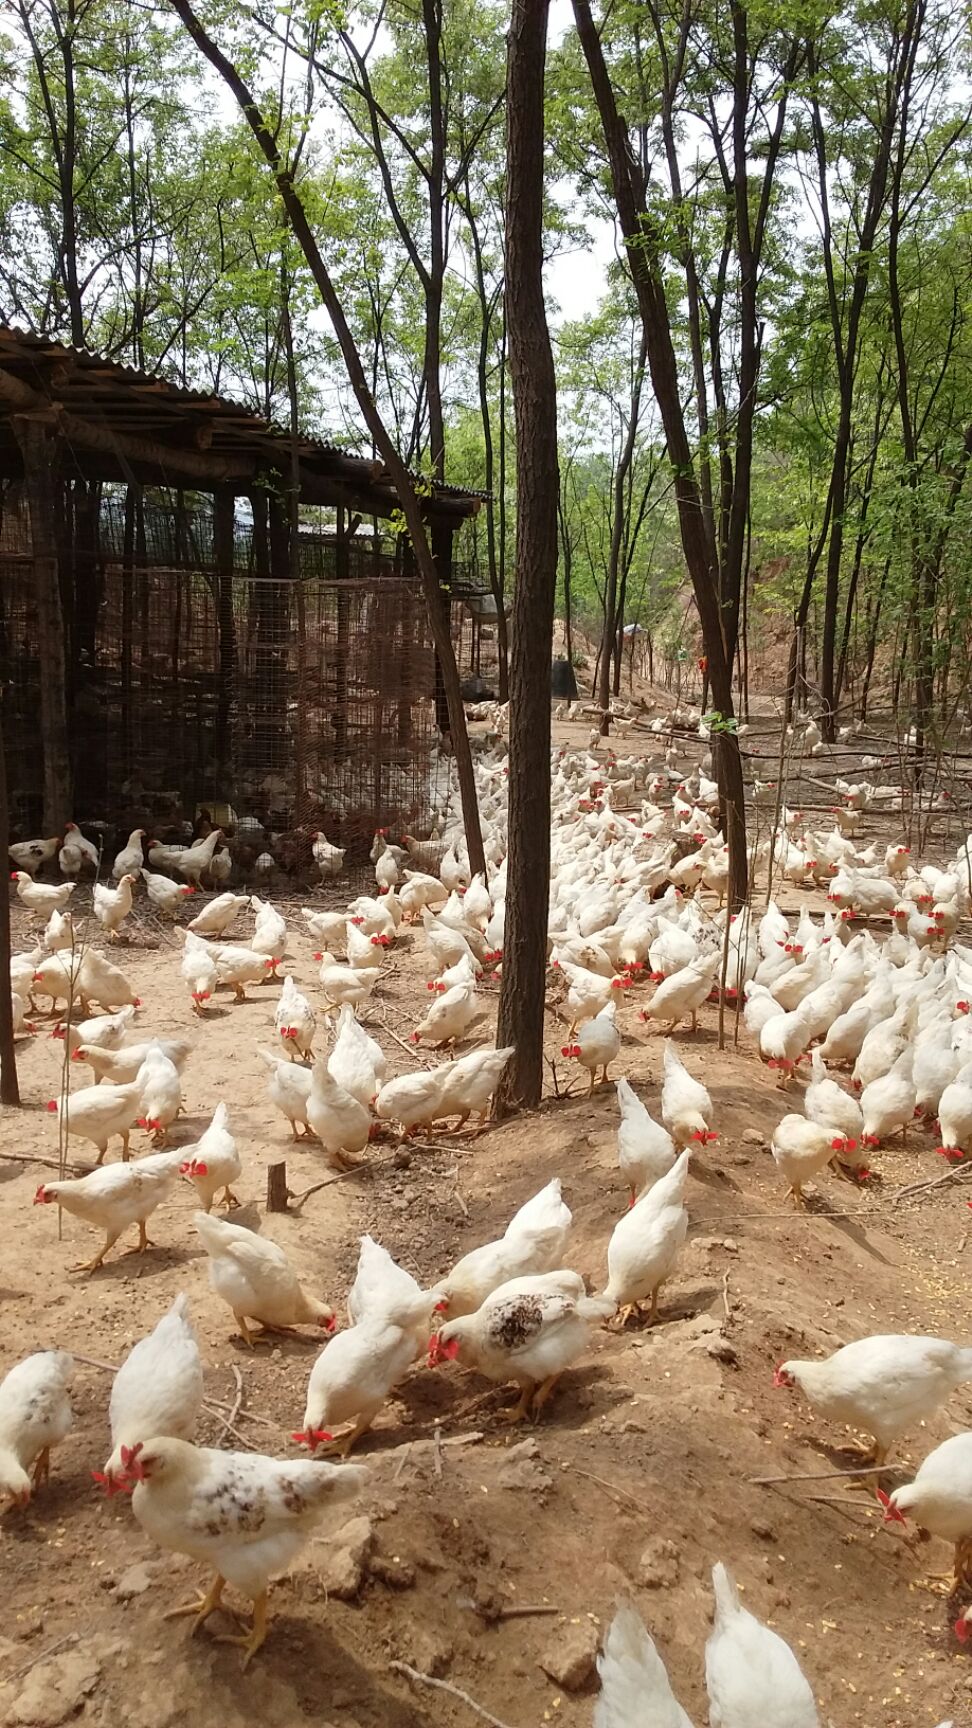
left=136, top=1041, right=183, bottom=1144
left=8, top=835, right=58, bottom=877
left=74, top=1036, right=192, bottom=1087
left=859, top=1044, right=915, bottom=1148
left=374, top=1067, right=449, bottom=1135
left=616, top=1077, right=676, bottom=1200
left=180, top=932, right=219, bottom=1012
left=770, top=1114, right=852, bottom=1207
left=11, top=872, right=74, bottom=916
left=327, top=1004, right=386, bottom=1107
left=411, top=979, right=479, bottom=1049
left=53, top=1002, right=135, bottom=1058
left=804, top=1048, right=864, bottom=1146
left=141, top=867, right=195, bottom=918
left=188, top=891, right=250, bottom=938
left=98, top=1294, right=203, bottom=1491
left=306, top=1059, right=371, bottom=1167
left=127, top=1437, right=364, bottom=1667
left=295, top=1285, right=436, bottom=1457
left=249, top=896, right=287, bottom=974
left=274, top=973, right=315, bottom=1061
left=194, top=1212, right=334, bottom=1346
left=594, top=1600, right=693, bottom=1728
left=430, top=1272, right=614, bottom=1422
left=93, top=873, right=137, bottom=941
left=775, top=1334, right=972, bottom=1466
left=433, top=1178, right=571, bottom=1318
left=257, top=1047, right=314, bottom=1140
left=661, top=1042, right=717, bottom=1148
left=179, top=1103, right=241, bottom=1212
left=562, top=1000, right=620, bottom=1092
left=46, top=1077, right=142, bottom=1164
left=316, top=950, right=381, bottom=1008
left=602, top=1150, right=689, bottom=1324
left=640, top=952, right=721, bottom=1033
left=436, top=1044, right=513, bottom=1127
left=937, top=1060, right=972, bottom=1162
left=559, top=960, right=623, bottom=1035
left=0, top=1351, right=74, bottom=1506
left=705, top=1562, right=820, bottom=1727
left=112, top=828, right=146, bottom=880
left=33, top=1149, right=185, bottom=1271
left=884, top=1431, right=972, bottom=1584
left=311, top=830, right=345, bottom=879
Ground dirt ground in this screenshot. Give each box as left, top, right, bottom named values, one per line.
left=2, top=788, right=972, bottom=1727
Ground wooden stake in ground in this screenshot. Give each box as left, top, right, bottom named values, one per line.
left=494, top=0, right=559, bottom=1115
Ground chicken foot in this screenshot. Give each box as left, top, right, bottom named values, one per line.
left=72, top=1230, right=122, bottom=1274
left=214, top=1590, right=268, bottom=1671
left=164, top=1572, right=229, bottom=1635
left=320, top=1415, right=374, bottom=1459
left=496, top=1382, right=535, bottom=1424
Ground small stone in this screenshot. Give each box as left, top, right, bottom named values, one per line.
left=638, top=1536, right=680, bottom=1589
left=113, top=1561, right=157, bottom=1600
left=315, top=1515, right=375, bottom=1600
left=370, top=1555, right=416, bottom=1590
left=742, top=1128, right=765, bottom=1146
left=618, top=1418, right=648, bottom=1435
left=393, top=1149, right=412, bottom=1169
left=539, top=1621, right=599, bottom=1692
left=498, top=1438, right=552, bottom=1492
left=706, top=1337, right=739, bottom=1365
left=10, top=1648, right=101, bottom=1727
left=750, top=1518, right=777, bottom=1541
left=405, top=1629, right=453, bottom=1677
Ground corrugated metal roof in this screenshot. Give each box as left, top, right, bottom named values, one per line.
left=0, top=322, right=489, bottom=511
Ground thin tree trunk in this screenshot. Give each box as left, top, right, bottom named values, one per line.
left=495, top=0, right=559, bottom=1115
left=169, top=0, right=485, bottom=877
left=0, top=701, right=19, bottom=1105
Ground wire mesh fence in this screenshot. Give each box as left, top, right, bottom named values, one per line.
left=1, top=493, right=443, bottom=853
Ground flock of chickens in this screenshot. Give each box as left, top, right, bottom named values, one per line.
left=2, top=717, right=972, bottom=1720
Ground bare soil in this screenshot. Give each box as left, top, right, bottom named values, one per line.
left=1, top=853, right=971, bottom=1726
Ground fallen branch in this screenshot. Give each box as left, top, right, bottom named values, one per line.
left=1, top=1150, right=86, bottom=1173
left=893, top=1164, right=972, bottom=1205
left=215, top=1364, right=244, bottom=1447
left=751, top=1464, right=907, bottom=1485
left=721, top=1269, right=733, bottom=1324
left=2, top=1633, right=79, bottom=1687
left=388, top=1661, right=518, bottom=1728
left=288, top=1149, right=401, bottom=1208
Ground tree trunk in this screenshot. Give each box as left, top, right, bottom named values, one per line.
left=169, top=0, right=485, bottom=878
left=573, top=0, right=748, bottom=902
left=12, top=416, right=71, bottom=831
left=495, top=0, right=559, bottom=1115
left=0, top=700, right=20, bottom=1105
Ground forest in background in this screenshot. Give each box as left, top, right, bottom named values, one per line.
left=1, top=0, right=971, bottom=730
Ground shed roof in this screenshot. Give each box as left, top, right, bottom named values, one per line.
left=0, top=323, right=484, bottom=523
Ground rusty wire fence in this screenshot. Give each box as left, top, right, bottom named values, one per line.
left=1, top=498, right=443, bottom=851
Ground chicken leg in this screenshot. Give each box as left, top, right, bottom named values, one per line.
left=322, top=1415, right=374, bottom=1459
left=72, top=1230, right=122, bottom=1274
left=497, top=1382, right=534, bottom=1424
left=31, top=1447, right=50, bottom=1491
left=531, top=1373, right=562, bottom=1420
left=165, top=1572, right=228, bottom=1635
left=215, top=1591, right=268, bottom=1671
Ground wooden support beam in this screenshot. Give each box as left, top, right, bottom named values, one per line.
left=0, top=365, right=254, bottom=486
left=10, top=415, right=72, bottom=831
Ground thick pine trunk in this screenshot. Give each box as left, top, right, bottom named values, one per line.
left=495, top=0, right=559, bottom=1115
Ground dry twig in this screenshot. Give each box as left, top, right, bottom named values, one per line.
left=215, top=1364, right=245, bottom=1447
left=388, top=1662, right=518, bottom=1728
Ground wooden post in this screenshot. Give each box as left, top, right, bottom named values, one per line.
left=213, top=488, right=237, bottom=784
left=266, top=1161, right=290, bottom=1212
left=0, top=701, right=20, bottom=1106
left=12, top=415, right=72, bottom=831
left=429, top=519, right=454, bottom=734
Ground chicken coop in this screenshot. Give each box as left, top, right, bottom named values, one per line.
left=0, top=325, right=483, bottom=851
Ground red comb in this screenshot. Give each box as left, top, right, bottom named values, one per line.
left=291, top=1428, right=333, bottom=1449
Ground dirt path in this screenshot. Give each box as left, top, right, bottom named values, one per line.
left=1, top=890, right=971, bottom=1728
